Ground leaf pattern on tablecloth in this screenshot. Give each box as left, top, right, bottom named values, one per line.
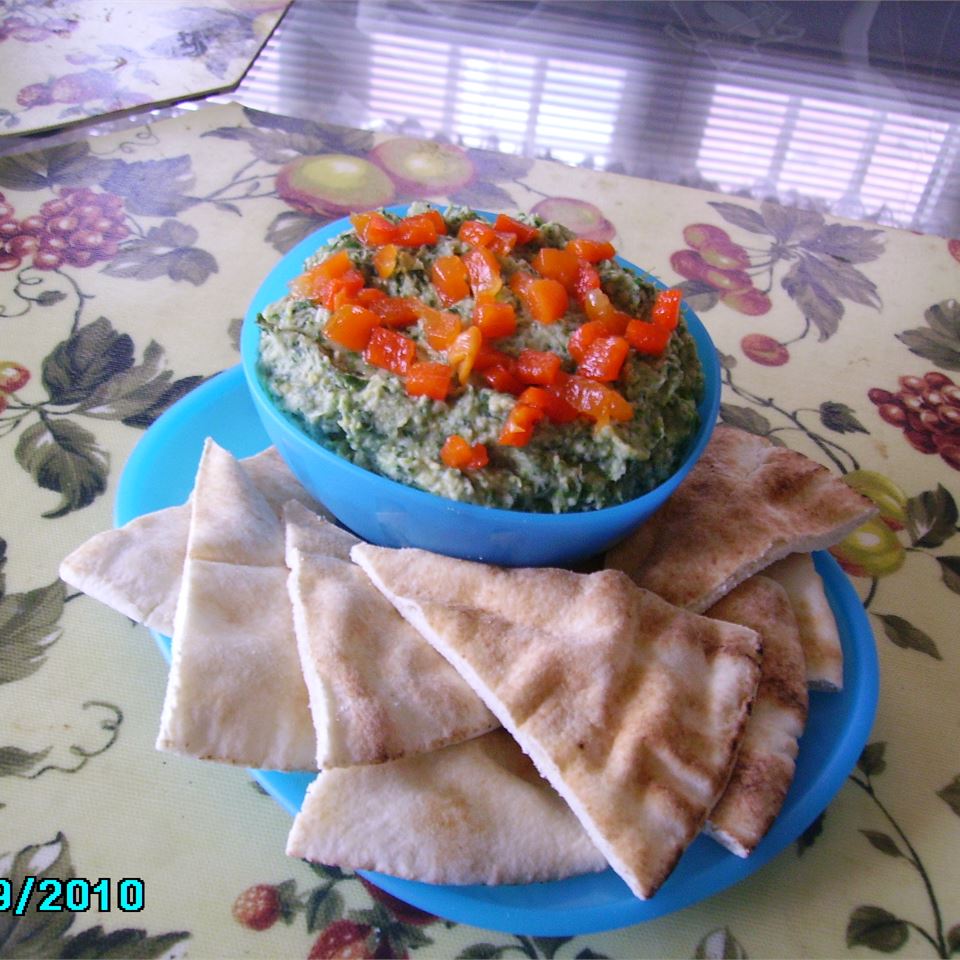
left=0, top=535, right=122, bottom=802
left=847, top=744, right=957, bottom=958
left=667, top=200, right=884, bottom=363
left=0, top=833, right=189, bottom=957
left=1, top=315, right=203, bottom=517
left=896, top=300, right=960, bottom=371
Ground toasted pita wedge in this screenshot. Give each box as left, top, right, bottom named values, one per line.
left=704, top=576, right=809, bottom=857
left=283, top=500, right=358, bottom=564
left=286, top=730, right=608, bottom=884
left=156, top=440, right=315, bottom=770
left=58, top=504, right=189, bottom=635
left=284, top=506, right=497, bottom=767
left=764, top=553, right=843, bottom=691
left=606, top=426, right=877, bottom=613
left=59, top=446, right=324, bottom=636
left=351, top=544, right=762, bottom=900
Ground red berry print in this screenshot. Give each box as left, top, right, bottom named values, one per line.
left=722, top=287, right=772, bottom=316
left=0, top=362, right=31, bottom=394
left=868, top=370, right=960, bottom=470
left=231, top=883, right=282, bottom=931
left=308, top=920, right=376, bottom=959
left=672, top=222, right=771, bottom=316
left=740, top=333, right=789, bottom=366
left=948, top=237, right=960, bottom=264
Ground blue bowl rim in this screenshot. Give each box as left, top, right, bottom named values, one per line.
left=240, top=205, right=721, bottom=527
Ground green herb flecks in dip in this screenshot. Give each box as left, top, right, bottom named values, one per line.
left=257, top=204, right=703, bottom=513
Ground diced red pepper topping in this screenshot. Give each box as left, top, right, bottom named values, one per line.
left=373, top=243, right=398, bottom=279
left=350, top=211, right=398, bottom=246
left=473, top=299, right=517, bottom=339
left=416, top=304, right=463, bottom=350
left=458, top=219, right=497, bottom=248
left=325, top=303, right=381, bottom=351
left=514, top=275, right=568, bottom=324
left=573, top=260, right=601, bottom=301
left=569, top=319, right=617, bottom=364
left=582, top=288, right=614, bottom=323
left=463, top=246, right=502, bottom=296
left=518, top=386, right=578, bottom=424
left=499, top=398, right=546, bottom=447
left=363, top=327, right=417, bottom=375
left=493, top=213, right=539, bottom=245
left=370, top=296, right=420, bottom=328
left=405, top=361, right=453, bottom=400
left=441, top=434, right=489, bottom=470
left=651, top=288, right=683, bottom=331
left=531, top=246, right=580, bottom=292
left=394, top=213, right=441, bottom=247
left=316, top=207, right=651, bottom=442
left=516, top=348, right=563, bottom=386
left=354, top=287, right=388, bottom=307
left=447, top=325, right=483, bottom=383
left=482, top=364, right=524, bottom=395
left=560, top=375, right=633, bottom=425
left=418, top=208, right=448, bottom=235
left=566, top=237, right=616, bottom=263
left=292, top=250, right=356, bottom=306
left=430, top=255, right=471, bottom=306
left=625, top=319, right=671, bottom=356
left=328, top=268, right=367, bottom=309
left=578, top=335, right=629, bottom=382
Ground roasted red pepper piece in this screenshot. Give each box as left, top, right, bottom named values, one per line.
left=578, top=335, right=629, bottom=382
left=325, top=303, right=381, bottom=351
left=363, top=327, right=417, bottom=375
left=516, top=349, right=563, bottom=386
left=405, top=361, right=453, bottom=400
left=441, top=434, right=489, bottom=470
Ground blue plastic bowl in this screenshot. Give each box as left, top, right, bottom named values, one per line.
left=240, top=211, right=720, bottom=567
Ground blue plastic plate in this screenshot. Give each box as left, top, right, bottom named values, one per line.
left=115, top=369, right=878, bottom=937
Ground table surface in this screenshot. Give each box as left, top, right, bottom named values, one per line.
left=1, top=4, right=959, bottom=959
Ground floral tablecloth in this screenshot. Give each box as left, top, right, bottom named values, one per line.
left=1, top=101, right=958, bottom=959
left=0, top=0, right=289, bottom=138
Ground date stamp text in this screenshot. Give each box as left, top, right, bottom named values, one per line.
left=0, top=877, right=144, bottom=914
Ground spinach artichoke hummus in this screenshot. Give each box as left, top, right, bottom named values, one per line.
left=256, top=204, right=704, bottom=513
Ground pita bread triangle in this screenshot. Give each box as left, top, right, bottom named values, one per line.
left=59, top=446, right=325, bottom=636
left=155, top=440, right=315, bottom=770
left=704, top=576, right=809, bottom=857
left=286, top=730, right=608, bottom=885
left=606, top=425, right=877, bottom=613
left=186, top=438, right=286, bottom=567
left=351, top=543, right=763, bottom=900
left=284, top=504, right=497, bottom=768
left=764, top=553, right=843, bottom=690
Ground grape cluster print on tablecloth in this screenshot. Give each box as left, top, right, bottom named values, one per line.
left=868, top=372, right=960, bottom=470
left=0, top=187, right=129, bottom=272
